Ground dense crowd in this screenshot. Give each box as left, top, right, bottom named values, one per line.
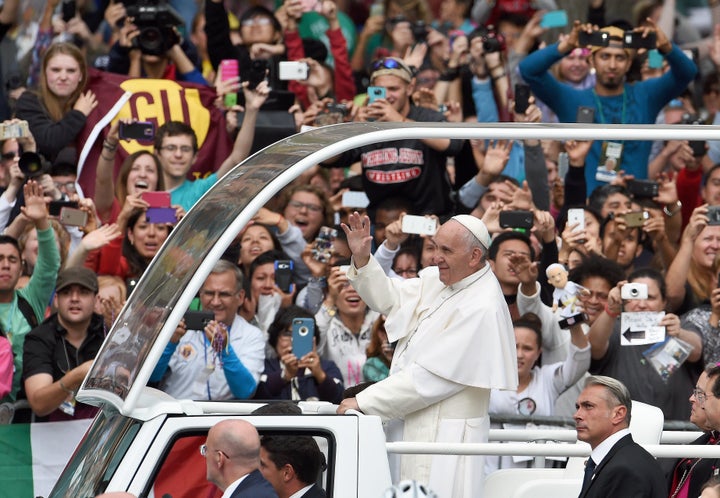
left=0, top=0, right=718, bottom=478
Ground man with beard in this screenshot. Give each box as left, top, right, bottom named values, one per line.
left=519, top=20, right=696, bottom=196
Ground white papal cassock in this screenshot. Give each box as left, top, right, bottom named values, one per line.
left=349, top=255, right=517, bottom=498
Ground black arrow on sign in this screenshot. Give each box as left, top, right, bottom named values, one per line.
left=622, top=328, right=646, bottom=342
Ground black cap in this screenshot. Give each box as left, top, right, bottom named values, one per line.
left=56, top=267, right=98, bottom=293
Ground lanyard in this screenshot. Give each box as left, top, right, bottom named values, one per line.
left=592, top=87, right=627, bottom=126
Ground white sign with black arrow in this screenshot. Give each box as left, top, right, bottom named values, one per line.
left=620, top=311, right=666, bottom=346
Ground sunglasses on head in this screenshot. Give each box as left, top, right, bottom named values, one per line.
left=371, top=58, right=412, bottom=74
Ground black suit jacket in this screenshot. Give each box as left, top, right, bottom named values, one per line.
left=667, top=432, right=720, bottom=498
left=230, top=469, right=278, bottom=498
left=581, top=434, right=666, bottom=498
left=300, top=484, right=327, bottom=498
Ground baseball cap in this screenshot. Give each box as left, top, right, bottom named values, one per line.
left=56, top=267, right=99, bottom=293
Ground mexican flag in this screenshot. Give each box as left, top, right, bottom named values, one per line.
left=0, top=419, right=91, bottom=497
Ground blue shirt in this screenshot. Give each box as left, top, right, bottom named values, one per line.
left=520, top=42, right=697, bottom=195
left=169, top=173, right=218, bottom=212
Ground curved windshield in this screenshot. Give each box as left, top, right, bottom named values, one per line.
left=50, top=409, right=140, bottom=497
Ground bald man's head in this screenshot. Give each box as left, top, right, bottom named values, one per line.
left=205, top=419, right=262, bottom=490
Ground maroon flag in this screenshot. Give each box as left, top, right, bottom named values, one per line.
left=76, top=69, right=232, bottom=199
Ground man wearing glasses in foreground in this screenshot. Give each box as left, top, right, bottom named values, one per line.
left=323, top=57, right=463, bottom=219
left=203, top=419, right=278, bottom=498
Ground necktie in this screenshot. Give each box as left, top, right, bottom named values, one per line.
left=580, top=457, right=596, bottom=495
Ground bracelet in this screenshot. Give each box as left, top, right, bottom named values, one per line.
left=439, top=66, right=460, bottom=81
left=103, top=140, right=118, bottom=151
left=59, top=379, right=74, bottom=395
left=663, top=200, right=682, bottom=217
left=604, top=303, right=620, bottom=319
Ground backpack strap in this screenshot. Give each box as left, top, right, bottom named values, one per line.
left=16, top=295, right=38, bottom=329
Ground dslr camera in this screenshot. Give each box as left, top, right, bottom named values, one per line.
left=469, top=25, right=505, bottom=53
left=124, top=0, right=184, bottom=56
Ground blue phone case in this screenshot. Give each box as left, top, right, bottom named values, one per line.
left=647, top=49, right=664, bottom=69
left=368, top=86, right=386, bottom=103
left=539, top=10, right=568, bottom=28
left=292, top=318, right=314, bottom=358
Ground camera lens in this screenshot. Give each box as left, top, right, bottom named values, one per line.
left=299, top=326, right=308, bottom=336
left=630, top=288, right=638, bottom=297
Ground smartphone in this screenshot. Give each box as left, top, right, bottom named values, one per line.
left=623, top=31, right=657, bottom=49
left=274, top=260, right=294, bottom=293
left=119, top=121, right=155, bottom=141
left=499, top=210, right=533, bottom=229
left=62, top=0, right=76, bottom=22
left=367, top=86, right=386, bottom=103
left=141, top=191, right=171, bottom=208
left=312, top=226, right=337, bottom=263
left=0, top=120, right=29, bottom=140
left=49, top=200, right=79, bottom=216
left=647, top=49, right=664, bottom=69
left=690, top=140, right=707, bottom=157
left=369, top=2, right=384, bottom=16
left=241, top=59, right=268, bottom=90
left=514, top=83, right=531, bottom=114
left=59, top=207, right=88, bottom=227
left=279, top=61, right=310, bottom=81
left=578, top=30, right=610, bottom=48
left=145, top=207, right=177, bottom=224
left=558, top=152, right=569, bottom=180
left=219, top=59, right=239, bottom=107
left=623, top=211, right=649, bottom=228
left=292, top=318, right=315, bottom=358
left=626, top=179, right=659, bottom=198
left=576, top=106, right=595, bottom=123
left=341, top=191, right=370, bottom=208
left=539, top=10, right=568, bottom=29
left=709, top=206, right=720, bottom=226
left=184, top=310, right=214, bottom=330
left=401, top=214, right=438, bottom=236
left=567, top=208, right=585, bottom=232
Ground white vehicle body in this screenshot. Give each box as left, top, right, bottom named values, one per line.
left=47, top=122, right=720, bottom=497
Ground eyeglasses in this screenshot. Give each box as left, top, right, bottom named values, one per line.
left=371, top=57, right=412, bottom=75
left=241, top=17, right=272, bottom=27
left=394, top=268, right=418, bottom=277
left=200, top=290, right=235, bottom=300
left=1, top=152, right=18, bottom=161
left=287, top=200, right=323, bottom=213
left=158, top=145, right=194, bottom=154
left=199, top=444, right=230, bottom=459
left=54, top=181, right=76, bottom=193
left=692, top=387, right=716, bottom=404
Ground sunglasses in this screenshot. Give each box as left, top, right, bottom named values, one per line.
left=371, top=58, right=412, bottom=75
left=1, top=152, right=18, bottom=161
